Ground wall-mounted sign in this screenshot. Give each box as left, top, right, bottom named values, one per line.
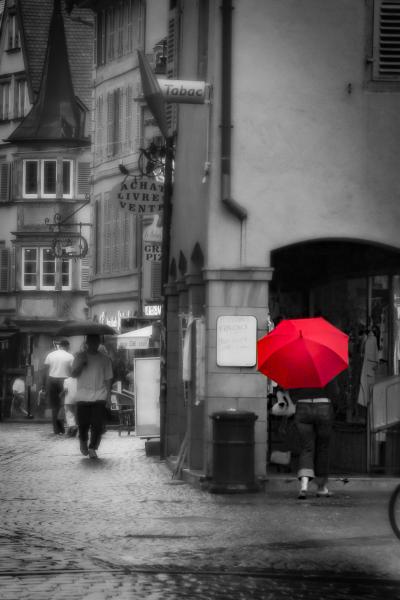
left=216, top=315, right=257, bottom=367
left=157, top=79, right=207, bottom=104
left=113, top=176, right=164, bottom=213
left=144, top=304, right=162, bottom=317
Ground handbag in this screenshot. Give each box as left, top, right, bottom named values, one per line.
left=271, top=389, right=296, bottom=417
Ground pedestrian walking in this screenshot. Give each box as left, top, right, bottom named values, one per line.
left=71, top=334, right=113, bottom=459
left=11, top=377, right=28, bottom=416
left=41, top=340, right=74, bottom=435
left=290, top=385, right=334, bottom=499
left=59, top=376, right=78, bottom=437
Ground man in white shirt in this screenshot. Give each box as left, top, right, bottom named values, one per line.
left=71, top=334, right=113, bottom=459
left=42, top=339, right=74, bottom=435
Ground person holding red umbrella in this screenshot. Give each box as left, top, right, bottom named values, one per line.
left=257, top=317, right=349, bottom=499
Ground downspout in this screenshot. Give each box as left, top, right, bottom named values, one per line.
left=220, top=0, right=247, bottom=222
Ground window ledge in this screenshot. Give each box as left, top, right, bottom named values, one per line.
left=6, top=47, right=21, bottom=54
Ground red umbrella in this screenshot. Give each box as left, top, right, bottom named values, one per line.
left=257, top=317, right=348, bottom=389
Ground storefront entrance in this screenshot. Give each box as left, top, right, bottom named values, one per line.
left=270, top=240, right=400, bottom=474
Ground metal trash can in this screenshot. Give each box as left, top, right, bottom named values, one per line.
left=210, top=410, right=259, bottom=493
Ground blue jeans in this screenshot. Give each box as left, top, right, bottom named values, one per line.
left=295, top=401, right=333, bottom=480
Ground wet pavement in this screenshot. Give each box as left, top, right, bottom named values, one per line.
left=1, top=422, right=400, bottom=599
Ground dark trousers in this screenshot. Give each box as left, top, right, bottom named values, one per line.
left=295, top=402, right=333, bottom=480
left=76, top=402, right=106, bottom=450
left=47, top=378, right=65, bottom=434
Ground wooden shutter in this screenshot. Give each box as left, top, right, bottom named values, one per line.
left=150, top=260, right=162, bottom=300
left=373, top=0, right=400, bottom=80
left=0, top=247, right=9, bottom=291
left=77, top=162, right=91, bottom=196
left=0, top=161, right=9, bottom=202
left=107, top=91, right=114, bottom=156
left=80, top=256, right=90, bottom=290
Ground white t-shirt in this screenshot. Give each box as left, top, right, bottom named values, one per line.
left=12, top=378, right=25, bottom=395
left=74, top=352, right=113, bottom=403
left=44, top=349, right=74, bottom=378
left=63, top=377, right=77, bottom=405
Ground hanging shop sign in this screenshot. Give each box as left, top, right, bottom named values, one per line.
left=113, top=176, right=164, bottom=213
left=157, top=79, right=207, bottom=104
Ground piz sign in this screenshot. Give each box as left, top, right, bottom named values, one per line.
left=113, top=176, right=164, bottom=213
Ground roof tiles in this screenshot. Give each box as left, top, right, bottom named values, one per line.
left=18, top=0, right=93, bottom=107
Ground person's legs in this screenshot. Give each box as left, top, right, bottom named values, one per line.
left=314, top=404, right=333, bottom=495
left=76, top=403, right=90, bottom=455
left=88, top=402, right=106, bottom=454
left=48, top=379, right=64, bottom=434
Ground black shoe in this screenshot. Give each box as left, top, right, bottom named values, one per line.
left=80, top=440, right=89, bottom=456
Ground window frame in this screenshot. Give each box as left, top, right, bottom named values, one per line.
left=22, top=247, right=72, bottom=291
left=23, top=159, right=39, bottom=198
left=22, top=247, right=38, bottom=290
left=22, top=159, right=74, bottom=199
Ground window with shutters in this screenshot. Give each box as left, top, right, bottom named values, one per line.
left=95, top=0, right=139, bottom=66
left=97, top=194, right=135, bottom=275
left=80, top=256, right=90, bottom=290
left=0, top=161, right=10, bottom=203
left=107, top=88, right=122, bottom=157
left=372, top=0, right=400, bottom=82
left=150, top=260, right=162, bottom=300
left=22, top=159, right=74, bottom=198
left=0, top=245, right=9, bottom=292
left=22, top=248, right=71, bottom=291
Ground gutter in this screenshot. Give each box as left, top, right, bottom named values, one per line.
left=220, top=0, right=247, bottom=222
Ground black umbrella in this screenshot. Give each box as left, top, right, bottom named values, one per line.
left=55, top=321, right=116, bottom=337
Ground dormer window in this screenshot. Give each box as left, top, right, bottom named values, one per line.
left=23, top=159, right=73, bottom=198
left=7, top=14, right=20, bottom=51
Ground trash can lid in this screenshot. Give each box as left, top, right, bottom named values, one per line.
left=211, top=409, right=258, bottom=421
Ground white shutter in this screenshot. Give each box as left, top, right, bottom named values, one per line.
left=77, top=161, right=91, bottom=196
left=0, top=247, right=9, bottom=291
left=80, top=256, right=90, bottom=290
left=0, top=162, right=10, bottom=202
left=373, top=0, right=400, bottom=80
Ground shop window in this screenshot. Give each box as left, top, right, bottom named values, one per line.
left=22, top=248, right=71, bottom=291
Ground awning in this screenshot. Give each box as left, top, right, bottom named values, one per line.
left=117, top=325, right=152, bottom=350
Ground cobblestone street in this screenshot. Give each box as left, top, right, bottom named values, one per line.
left=1, top=423, right=400, bottom=599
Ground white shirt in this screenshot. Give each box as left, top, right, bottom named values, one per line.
left=74, top=352, right=113, bottom=403
left=63, top=377, right=77, bottom=405
left=44, top=348, right=74, bottom=378
left=12, top=378, right=25, bottom=395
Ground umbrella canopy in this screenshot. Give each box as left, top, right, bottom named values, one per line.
left=257, top=317, right=348, bottom=389
left=55, top=321, right=116, bottom=337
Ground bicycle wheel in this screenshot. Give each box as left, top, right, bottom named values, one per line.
left=388, top=483, right=400, bottom=540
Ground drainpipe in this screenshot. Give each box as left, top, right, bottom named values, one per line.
left=221, top=0, right=247, bottom=222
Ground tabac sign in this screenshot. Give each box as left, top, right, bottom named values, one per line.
left=158, top=79, right=207, bottom=104
left=113, top=176, right=164, bottom=214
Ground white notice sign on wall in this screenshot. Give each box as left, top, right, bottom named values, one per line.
left=216, top=315, right=257, bottom=367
